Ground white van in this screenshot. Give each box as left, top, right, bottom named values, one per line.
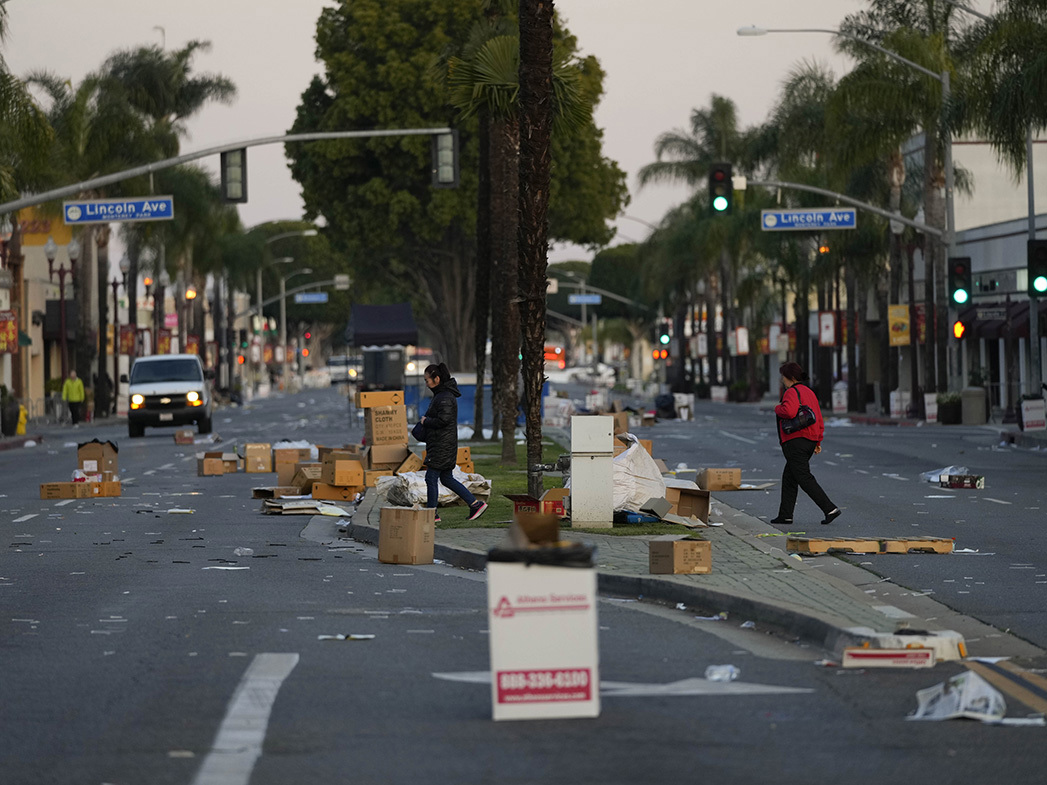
left=126, top=354, right=213, bottom=437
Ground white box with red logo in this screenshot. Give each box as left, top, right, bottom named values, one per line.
left=486, top=561, right=600, bottom=721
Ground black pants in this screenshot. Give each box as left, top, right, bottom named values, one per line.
left=68, top=401, right=82, bottom=425
left=777, top=438, right=835, bottom=518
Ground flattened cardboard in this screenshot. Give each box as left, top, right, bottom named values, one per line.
left=251, top=486, right=302, bottom=499
left=649, top=536, right=711, bottom=574
left=378, top=506, right=435, bottom=564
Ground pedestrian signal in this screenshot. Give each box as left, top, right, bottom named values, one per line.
left=952, top=320, right=966, bottom=339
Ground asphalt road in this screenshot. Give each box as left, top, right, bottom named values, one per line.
left=2, top=386, right=1045, bottom=785
left=621, top=393, right=1047, bottom=651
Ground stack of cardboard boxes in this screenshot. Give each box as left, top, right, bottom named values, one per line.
left=40, top=439, right=122, bottom=498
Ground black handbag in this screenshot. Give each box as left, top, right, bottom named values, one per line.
left=780, top=385, right=817, bottom=434
left=411, top=421, right=428, bottom=442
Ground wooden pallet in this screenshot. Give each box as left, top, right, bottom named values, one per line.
left=787, top=536, right=954, bottom=555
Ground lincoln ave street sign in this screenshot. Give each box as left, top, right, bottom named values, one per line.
left=761, top=207, right=857, bottom=231
left=63, top=196, right=174, bottom=224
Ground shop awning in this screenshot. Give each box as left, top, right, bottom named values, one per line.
left=344, top=303, right=418, bottom=349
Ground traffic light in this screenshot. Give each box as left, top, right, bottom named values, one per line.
left=948, top=257, right=972, bottom=306
left=303, top=330, right=312, bottom=341
left=708, top=163, right=733, bottom=215
left=658, top=321, right=671, bottom=346
left=220, top=148, right=247, bottom=203
left=238, top=329, right=248, bottom=349
left=952, top=320, right=966, bottom=339
left=431, top=130, right=459, bottom=188
left=237, top=354, right=246, bottom=365
left=1028, top=240, right=1047, bottom=297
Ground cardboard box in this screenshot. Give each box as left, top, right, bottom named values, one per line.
left=421, top=446, right=472, bottom=465
left=365, top=469, right=395, bottom=487
left=611, top=411, right=630, bottom=435
left=641, top=413, right=656, bottom=427
left=251, top=486, right=302, bottom=499
left=311, top=482, right=365, bottom=502
left=196, top=451, right=239, bottom=476
left=638, top=439, right=653, bottom=456
left=78, top=439, right=119, bottom=476
left=174, top=429, right=195, bottom=445
left=40, top=481, right=121, bottom=499
left=512, top=511, right=561, bottom=545
left=369, top=443, right=410, bottom=469
left=356, top=389, right=404, bottom=408
left=321, top=458, right=365, bottom=487
left=487, top=561, right=599, bottom=720
left=649, top=536, right=712, bottom=574
left=663, top=481, right=710, bottom=524
left=457, top=460, right=475, bottom=474
left=243, top=443, right=273, bottom=473
left=291, top=464, right=323, bottom=494
left=364, top=405, right=408, bottom=445
left=274, top=447, right=313, bottom=465
left=318, top=444, right=365, bottom=461
left=697, top=468, right=742, bottom=491
left=505, top=488, right=569, bottom=518
left=396, top=452, right=424, bottom=475
left=378, top=506, right=435, bottom=564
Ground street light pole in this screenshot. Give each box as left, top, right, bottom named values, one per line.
left=45, top=236, right=78, bottom=382
left=279, top=267, right=313, bottom=392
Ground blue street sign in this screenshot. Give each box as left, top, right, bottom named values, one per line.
left=294, top=292, right=329, bottom=304
left=63, top=196, right=174, bottom=224
left=568, top=293, right=602, bottom=305
left=761, top=207, right=857, bottom=231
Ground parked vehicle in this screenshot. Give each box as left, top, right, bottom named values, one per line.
left=125, top=354, right=212, bottom=437
left=326, top=354, right=361, bottom=384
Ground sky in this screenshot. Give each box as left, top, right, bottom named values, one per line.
left=1, top=0, right=993, bottom=267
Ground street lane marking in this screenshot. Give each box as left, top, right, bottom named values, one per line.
left=54, top=499, right=76, bottom=507
left=965, top=661, right=1047, bottom=715
left=191, top=653, right=299, bottom=785
left=718, top=430, right=757, bottom=445
left=13, top=514, right=37, bottom=523
left=983, top=498, right=1012, bottom=505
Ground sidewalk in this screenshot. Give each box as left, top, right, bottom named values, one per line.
left=346, top=487, right=1043, bottom=662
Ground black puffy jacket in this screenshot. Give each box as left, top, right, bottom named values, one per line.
left=422, top=378, right=460, bottom=470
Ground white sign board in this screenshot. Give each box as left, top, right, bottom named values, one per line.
left=1021, top=398, right=1046, bottom=431
left=819, top=312, right=835, bottom=347
left=487, top=562, right=599, bottom=721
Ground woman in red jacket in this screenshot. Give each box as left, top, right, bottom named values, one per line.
left=771, top=362, right=841, bottom=526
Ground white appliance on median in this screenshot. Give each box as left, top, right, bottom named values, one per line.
left=570, top=415, right=614, bottom=528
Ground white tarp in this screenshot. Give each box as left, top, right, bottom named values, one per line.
left=375, top=469, right=491, bottom=508
left=609, top=433, right=667, bottom=512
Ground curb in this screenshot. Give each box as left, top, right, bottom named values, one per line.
left=0, top=434, right=45, bottom=451
left=346, top=491, right=873, bottom=656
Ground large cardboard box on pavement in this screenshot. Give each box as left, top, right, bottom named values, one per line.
left=378, top=506, right=435, bottom=564
left=649, top=536, right=711, bottom=574
left=697, top=468, right=741, bottom=491
left=78, top=439, right=119, bottom=477
left=487, top=561, right=600, bottom=721
left=242, top=443, right=273, bottom=473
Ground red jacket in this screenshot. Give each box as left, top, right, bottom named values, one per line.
left=774, top=383, right=824, bottom=444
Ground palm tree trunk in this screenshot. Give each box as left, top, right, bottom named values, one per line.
left=518, top=0, right=554, bottom=498
left=95, top=225, right=111, bottom=418
left=494, top=117, right=521, bottom=464
left=473, top=109, right=493, bottom=438
left=846, top=265, right=858, bottom=412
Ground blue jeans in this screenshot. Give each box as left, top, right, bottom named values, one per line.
left=425, top=467, right=477, bottom=509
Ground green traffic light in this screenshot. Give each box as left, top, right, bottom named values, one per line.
left=952, top=289, right=969, bottom=305
left=659, top=334, right=670, bottom=345
left=1034, top=275, right=1047, bottom=294
left=712, top=195, right=729, bottom=212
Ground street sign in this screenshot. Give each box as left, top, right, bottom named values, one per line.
left=334, top=274, right=351, bottom=290
left=761, top=208, right=857, bottom=231
left=976, top=307, right=1006, bottom=320
left=568, top=293, right=602, bottom=305
left=63, top=196, right=174, bottom=224
left=294, top=292, right=329, bottom=304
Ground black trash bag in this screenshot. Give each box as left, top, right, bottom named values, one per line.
left=487, top=543, right=596, bottom=568
left=654, top=393, right=676, bottom=420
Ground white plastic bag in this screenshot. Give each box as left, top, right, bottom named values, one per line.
left=609, top=433, right=666, bottom=512
left=919, top=465, right=969, bottom=483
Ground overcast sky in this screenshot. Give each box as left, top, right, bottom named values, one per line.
left=4, top=0, right=990, bottom=265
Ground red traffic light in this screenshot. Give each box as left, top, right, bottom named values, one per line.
left=237, top=354, right=246, bottom=364
left=304, top=331, right=312, bottom=340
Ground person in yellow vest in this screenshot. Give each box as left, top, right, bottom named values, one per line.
left=62, top=370, right=85, bottom=426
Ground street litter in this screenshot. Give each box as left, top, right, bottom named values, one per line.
left=233, top=547, right=254, bottom=557
left=317, top=633, right=375, bottom=641
left=704, top=665, right=740, bottom=682
left=842, top=647, right=935, bottom=668
left=740, top=621, right=756, bottom=629
left=907, top=671, right=1006, bottom=723
left=202, top=566, right=249, bottom=571
left=694, top=612, right=727, bottom=621
left=376, top=468, right=490, bottom=508
left=920, top=465, right=968, bottom=483
left=675, top=603, right=686, bottom=610
left=168, top=509, right=195, bottom=514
